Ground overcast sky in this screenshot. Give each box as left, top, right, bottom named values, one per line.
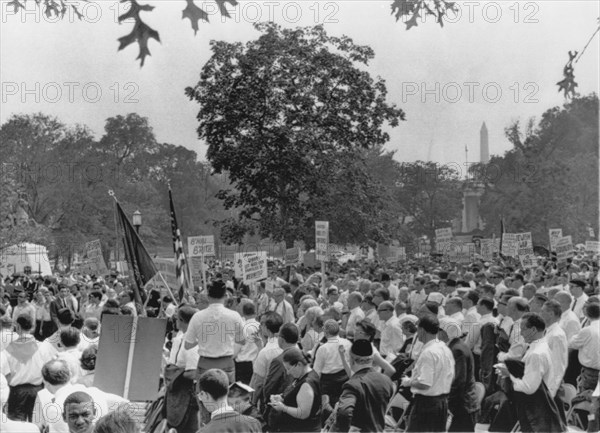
left=2, top=0, right=599, bottom=169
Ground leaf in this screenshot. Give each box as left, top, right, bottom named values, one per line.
left=182, top=0, right=208, bottom=35
left=6, top=0, right=25, bottom=13
left=117, top=21, right=160, bottom=67
left=391, top=0, right=419, bottom=21
left=215, top=0, right=238, bottom=18
left=405, top=10, right=420, bottom=30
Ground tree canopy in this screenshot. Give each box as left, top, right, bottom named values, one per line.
left=186, top=22, right=405, bottom=247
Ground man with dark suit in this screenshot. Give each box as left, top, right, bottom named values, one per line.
left=50, top=285, right=76, bottom=329
left=439, top=320, right=480, bottom=432
left=197, top=369, right=262, bottom=433
left=334, top=340, right=394, bottom=433
left=262, top=323, right=298, bottom=430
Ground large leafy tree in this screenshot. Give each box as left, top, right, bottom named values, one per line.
left=186, top=22, right=404, bottom=246
left=394, top=161, right=463, bottom=246
left=478, top=94, right=599, bottom=245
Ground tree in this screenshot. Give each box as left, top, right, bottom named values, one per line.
left=478, top=94, right=599, bottom=244
left=394, top=161, right=463, bottom=246
left=186, top=22, right=405, bottom=246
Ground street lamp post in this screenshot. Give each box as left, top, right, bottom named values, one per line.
left=132, top=210, right=142, bottom=235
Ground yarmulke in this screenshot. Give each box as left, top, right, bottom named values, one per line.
left=570, top=279, right=585, bottom=288
left=351, top=339, right=373, bottom=357
left=446, top=279, right=457, bottom=287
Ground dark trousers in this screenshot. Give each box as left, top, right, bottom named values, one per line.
left=473, top=353, right=481, bottom=381
left=7, top=383, right=44, bottom=422
left=406, top=394, right=449, bottom=433
left=320, top=369, right=349, bottom=406
left=235, top=361, right=254, bottom=385
left=449, top=405, right=476, bottom=432
left=35, top=320, right=55, bottom=341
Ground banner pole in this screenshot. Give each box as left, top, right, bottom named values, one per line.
left=158, top=272, right=180, bottom=306
left=201, top=253, right=207, bottom=292
left=123, top=315, right=138, bottom=400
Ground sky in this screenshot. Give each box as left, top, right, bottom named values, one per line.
left=1, top=0, right=599, bottom=170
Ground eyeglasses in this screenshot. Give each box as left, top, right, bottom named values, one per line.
left=377, top=308, right=393, bottom=312
left=498, top=302, right=507, bottom=306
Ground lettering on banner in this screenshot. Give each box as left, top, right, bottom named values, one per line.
left=84, top=239, right=108, bottom=274
left=585, top=241, right=600, bottom=253
left=315, top=221, right=329, bottom=262
left=555, top=236, right=574, bottom=264
left=501, top=233, right=519, bottom=257
left=285, top=247, right=301, bottom=265
left=188, top=236, right=215, bottom=257
left=237, top=252, right=268, bottom=283
left=549, top=229, right=562, bottom=252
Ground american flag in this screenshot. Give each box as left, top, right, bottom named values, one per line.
left=169, top=186, right=189, bottom=303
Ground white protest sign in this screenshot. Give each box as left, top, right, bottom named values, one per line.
left=187, top=236, right=215, bottom=257
left=241, top=252, right=268, bottom=283
left=435, top=228, right=453, bottom=252
left=501, top=233, right=519, bottom=257
left=555, top=236, right=574, bottom=264
left=549, top=229, right=562, bottom=252
left=585, top=241, right=599, bottom=253
left=315, top=221, right=329, bottom=262
left=84, top=239, right=108, bottom=274
left=480, top=239, right=495, bottom=261
left=285, top=247, right=302, bottom=265
left=519, top=253, right=537, bottom=269
left=188, top=256, right=205, bottom=288
left=516, top=232, right=533, bottom=256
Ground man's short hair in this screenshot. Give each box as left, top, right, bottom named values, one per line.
left=542, top=300, right=562, bottom=318
left=418, top=314, right=440, bottom=335
left=93, top=407, right=138, bottom=433
left=478, top=298, right=494, bottom=312
left=348, top=292, right=363, bottom=304
left=42, top=359, right=71, bottom=385
left=16, top=314, right=34, bottom=332
left=464, top=291, right=479, bottom=306
left=522, top=312, right=546, bottom=332
left=355, top=320, right=377, bottom=341
left=446, top=297, right=463, bottom=310
left=323, top=319, right=340, bottom=336
left=586, top=303, right=600, bottom=320
left=279, top=322, right=299, bottom=344
left=511, top=297, right=530, bottom=312
left=198, top=369, right=229, bottom=400
left=373, top=288, right=390, bottom=300
left=57, top=308, right=75, bottom=326
left=60, top=327, right=81, bottom=348
left=83, top=317, right=99, bottom=332
left=207, top=280, right=227, bottom=299
left=63, top=391, right=93, bottom=409
left=262, top=312, right=284, bottom=334
left=422, top=302, right=439, bottom=316
left=177, top=306, right=198, bottom=324
left=90, top=291, right=103, bottom=301
left=242, top=302, right=256, bottom=316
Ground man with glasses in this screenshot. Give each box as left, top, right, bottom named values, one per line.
left=12, top=291, right=36, bottom=323
left=377, top=301, right=403, bottom=361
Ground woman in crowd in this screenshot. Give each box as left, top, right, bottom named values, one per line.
left=270, top=347, right=322, bottom=433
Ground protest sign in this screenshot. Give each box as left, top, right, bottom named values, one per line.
left=516, top=232, right=533, bottom=256
left=151, top=258, right=178, bottom=295
left=187, top=236, right=215, bottom=257
left=315, top=221, right=329, bottom=262
left=84, top=239, right=108, bottom=275
left=549, top=229, right=562, bottom=251
left=555, top=236, right=574, bottom=264
left=480, top=239, right=495, bottom=261
left=519, top=253, right=537, bottom=269
left=188, top=256, right=205, bottom=287
left=435, top=228, right=453, bottom=253
left=585, top=241, right=599, bottom=253
left=95, top=315, right=166, bottom=400
left=241, top=252, right=268, bottom=283
left=285, top=247, right=302, bottom=265
left=447, top=242, right=474, bottom=263
left=501, top=233, right=519, bottom=257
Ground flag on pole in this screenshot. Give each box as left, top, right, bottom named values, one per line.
left=169, top=186, right=189, bottom=303
left=114, top=200, right=158, bottom=305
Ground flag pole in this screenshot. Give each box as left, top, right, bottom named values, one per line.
left=157, top=272, right=180, bottom=306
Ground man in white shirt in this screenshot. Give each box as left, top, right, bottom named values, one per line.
left=161, top=295, right=177, bottom=319
left=12, top=292, right=36, bottom=323
left=377, top=301, right=403, bottom=361
left=313, top=319, right=352, bottom=407
left=569, top=302, right=600, bottom=392
left=465, top=298, right=498, bottom=359
left=540, top=300, right=568, bottom=398
left=1, top=314, right=55, bottom=421
left=461, top=290, right=481, bottom=337
left=569, top=279, right=588, bottom=320
left=444, top=297, right=464, bottom=326
left=345, top=292, right=365, bottom=340
left=555, top=292, right=582, bottom=340
left=249, top=311, right=283, bottom=406
left=234, top=302, right=261, bottom=385
left=56, top=328, right=83, bottom=384
left=33, top=359, right=128, bottom=433
left=381, top=273, right=399, bottom=302
left=497, top=297, right=529, bottom=362
left=402, top=314, right=455, bottom=432
left=496, top=313, right=565, bottom=432
left=270, top=287, right=294, bottom=324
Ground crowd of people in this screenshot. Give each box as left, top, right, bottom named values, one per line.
left=1, top=250, right=599, bottom=433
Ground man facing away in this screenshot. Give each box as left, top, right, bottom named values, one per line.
left=197, top=369, right=262, bottom=433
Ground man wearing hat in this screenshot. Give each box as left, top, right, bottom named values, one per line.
left=569, top=278, right=588, bottom=320
left=402, top=314, right=455, bottom=432
left=334, top=340, right=394, bottom=433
